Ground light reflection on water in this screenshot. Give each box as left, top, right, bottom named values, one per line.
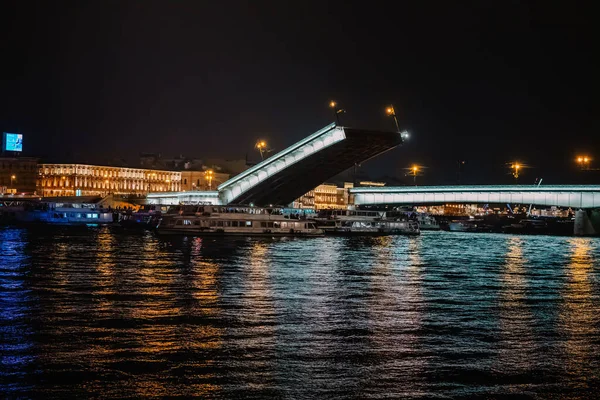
left=1, top=227, right=599, bottom=398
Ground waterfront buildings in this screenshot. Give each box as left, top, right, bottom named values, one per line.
left=0, top=157, right=39, bottom=194
left=181, top=170, right=229, bottom=191
left=292, top=183, right=353, bottom=210
left=38, top=164, right=181, bottom=197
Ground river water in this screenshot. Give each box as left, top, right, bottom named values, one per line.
left=1, top=227, right=599, bottom=398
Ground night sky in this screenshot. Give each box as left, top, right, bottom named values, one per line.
left=1, top=1, right=597, bottom=185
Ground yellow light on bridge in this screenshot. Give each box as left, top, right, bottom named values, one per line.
left=329, top=100, right=337, bottom=109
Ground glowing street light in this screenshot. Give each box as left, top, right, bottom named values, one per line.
left=576, top=155, right=591, bottom=170
left=386, top=104, right=400, bottom=132
left=255, top=140, right=267, bottom=160
left=329, top=100, right=346, bottom=124
left=510, top=162, right=522, bottom=183
left=204, top=169, right=214, bottom=190
left=406, top=164, right=421, bottom=185
left=10, top=174, right=16, bottom=188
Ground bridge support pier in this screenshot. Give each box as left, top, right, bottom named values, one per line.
left=574, top=209, right=599, bottom=236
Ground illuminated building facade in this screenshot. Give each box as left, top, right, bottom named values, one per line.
left=181, top=170, right=230, bottom=191
left=38, top=164, right=181, bottom=197
left=0, top=157, right=39, bottom=194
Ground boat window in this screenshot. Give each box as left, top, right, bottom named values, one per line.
left=210, top=221, right=216, bottom=227
left=273, top=222, right=280, bottom=228
left=245, top=221, right=252, bottom=227
left=183, top=220, right=192, bottom=225
left=281, top=222, right=287, bottom=228
left=232, top=221, right=238, bottom=227
left=304, top=223, right=308, bottom=229
left=176, top=220, right=183, bottom=225
left=261, top=222, right=267, bottom=228
left=194, top=220, right=200, bottom=225
left=217, top=221, right=223, bottom=227
left=225, top=221, right=231, bottom=227
left=267, top=222, right=274, bottom=228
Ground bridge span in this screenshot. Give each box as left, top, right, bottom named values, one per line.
left=350, top=185, right=600, bottom=209
left=148, top=123, right=403, bottom=206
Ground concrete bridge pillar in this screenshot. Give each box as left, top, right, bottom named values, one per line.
left=574, top=209, right=598, bottom=236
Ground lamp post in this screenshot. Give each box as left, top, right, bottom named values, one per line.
left=10, top=174, right=16, bottom=190
left=411, top=165, right=419, bottom=185
left=329, top=100, right=345, bottom=125
left=386, top=105, right=400, bottom=132
left=511, top=163, right=521, bottom=184
left=576, top=155, right=591, bottom=171
left=205, top=169, right=214, bottom=190
left=255, top=140, right=267, bottom=160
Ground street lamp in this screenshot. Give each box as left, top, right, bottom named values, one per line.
left=255, top=140, right=267, bottom=160
left=576, top=155, right=591, bottom=170
left=204, top=169, right=214, bottom=190
left=386, top=105, right=401, bottom=132
left=329, top=100, right=345, bottom=124
left=10, top=174, right=16, bottom=189
left=406, top=165, right=421, bottom=185
left=511, top=163, right=521, bottom=183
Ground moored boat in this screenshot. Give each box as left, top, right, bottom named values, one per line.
left=416, top=213, right=440, bottom=230
left=156, top=205, right=323, bottom=236
left=15, top=200, right=114, bottom=225
left=315, top=209, right=420, bottom=236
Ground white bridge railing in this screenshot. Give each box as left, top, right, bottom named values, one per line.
left=350, top=185, right=600, bottom=208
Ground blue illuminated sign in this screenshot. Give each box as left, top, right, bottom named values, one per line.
left=3, top=133, right=23, bottom=152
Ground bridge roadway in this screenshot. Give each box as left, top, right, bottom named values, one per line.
left=350, top=185, right=600, bottom=209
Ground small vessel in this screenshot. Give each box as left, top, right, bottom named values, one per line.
left=15, top=200, right=114, bottom=225
left=502, top=218, right=548, bottom=234
left=119, top=205, right=168, bottom=230
left=157, top=205, right=324, bottom=236
left=448, top=219, right=485, bottom=232
left=315, top=209, right=420, bottom=236
left=416, top=213, right=440, bottom=230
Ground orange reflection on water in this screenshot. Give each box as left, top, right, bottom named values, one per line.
left=238, top=241, right=276, bottom=389
left=498, top=236, right=534, bottom=372
left=560, top=238, right=598, bottom=385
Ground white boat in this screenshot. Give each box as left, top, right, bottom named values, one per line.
left=315, top=209, right=420, bottom=236
left=15, top=200, right=114, bottom=225
left=157, top=205, right=323, bottom=237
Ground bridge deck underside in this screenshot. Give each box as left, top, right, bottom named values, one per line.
left=230, top=129, right=401, bottom=206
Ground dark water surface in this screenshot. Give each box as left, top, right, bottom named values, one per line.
left=1, top=227, right=600, bottom=398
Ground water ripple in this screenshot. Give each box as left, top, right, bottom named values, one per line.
left=1, top=227, right=599, bottom=398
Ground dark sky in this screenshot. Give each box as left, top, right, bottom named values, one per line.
left=1, top=1, right=597, bottom=185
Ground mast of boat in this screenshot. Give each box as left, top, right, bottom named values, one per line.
left=527, top=178, right=542, bottom=217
